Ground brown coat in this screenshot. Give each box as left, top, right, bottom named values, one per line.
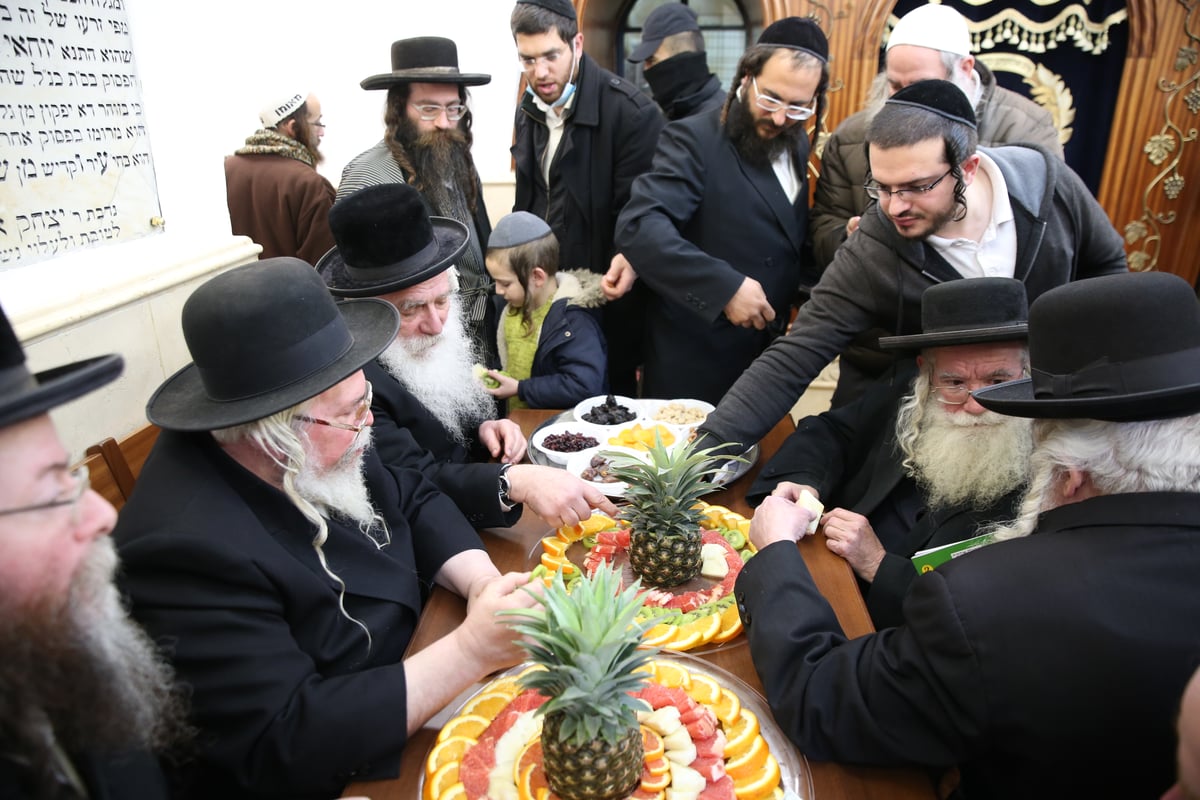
left=224, top=153, right=336, bottom=266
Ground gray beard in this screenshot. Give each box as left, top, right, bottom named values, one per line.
left=0, top=539, right=188, bottom=772
left=904, top=398, right=1033, bottom=511
left=293, top=429, right=381, bottom=534
left=375, top=299, right=494, bottom=446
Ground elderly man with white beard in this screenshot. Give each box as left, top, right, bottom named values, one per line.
left=320, top=184, right=616, bottom=530
left=0, top=303, right=188, bottom=798
left=114, top=258, right=538, bottom=800
left=747, top=278, right=1031, bottom=628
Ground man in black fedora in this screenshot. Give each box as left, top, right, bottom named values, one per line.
left=746, top=278, right=1032, bottom=628
left=339, top=36, right=499, bottom=365
left=738, top=270, right=1200, bottom=798
left=627, top=3, right=723, bottom=121
left=612, top=17, right=831, bottom=404
left=699, top=78, right=1126, bottom=453
left=510, top=0, right=664, bottom=397
left=320, top=184, right=617, bottom=530
left=112, top=258, right=537, bottom=799
left=0, top=304, right=187, bottom=798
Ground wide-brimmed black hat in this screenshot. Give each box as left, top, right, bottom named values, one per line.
left=318, top=183, right=469, bottom=298
left=0, top=303, right=123, bottom=429
left=629, top=4, right=700, bottom=64
left=361, top=37, right=491, bottom=90
left=879, top=278, right=1028, bottom=351
left=973, top=271, right=1200, bottom=421
left=146, top=258, right=399, bottom=432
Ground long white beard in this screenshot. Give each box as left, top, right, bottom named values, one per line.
left=376, top=299, right=494, bottom=444
left=907, top=399, right=1034, bottom=510
left=293, top=429, right=379, bottom=530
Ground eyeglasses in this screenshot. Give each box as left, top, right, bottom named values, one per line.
left=409, top=103, right=467, bottom=122
left=518, top=46, right=569, bottom=72
left=0, top=464, right=90, bottom=525
left=751, top=76, right=816, bottom=121
left=932, top=373, right=1026, bottom=405
left=298, top=382, right=373, bottom=443
left=864, top=168, right=953, bottom=201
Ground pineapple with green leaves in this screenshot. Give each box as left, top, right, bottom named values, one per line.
left=503, top=563, right=654, bottom=800
left=610, top=435, right=734, bottom=589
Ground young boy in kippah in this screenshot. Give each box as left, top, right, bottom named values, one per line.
left=483, top=212, right=608, bottom=409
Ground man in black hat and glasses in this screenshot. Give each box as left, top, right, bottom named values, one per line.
left=510, top=0, right=664, bottom=397
left=113, top=258, right=538, bottom=799
left=320, top=183, right=617, bottom=530
left=738, top=271, right=1200, bottom=798
left=339, top=36, right=500, bottom=365
left=612, top=17, right=831, bottom=404
left=698, top=78, right=1126, bottom=453
left=746, top=278, right=1033, bottom=629
left=0, top=304, right=187, bottom=798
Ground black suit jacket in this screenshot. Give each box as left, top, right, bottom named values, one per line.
left=616, top=107, right=816, bottom=403
left=747, top=362, right=1021, bottom=627
left=114, top=430, right=485, bottom=799
left=364, top=360, right=519, bottom=529
left=737, top=491, right=1200, bottom=799
left=0, top=750, right=169, bottom=799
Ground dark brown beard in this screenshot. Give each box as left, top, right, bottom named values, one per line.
left=395, top=116, right=478, bottom=216
left=725, top=96, right=805, bottom=167
left=0, top=543, right=190, bottom=793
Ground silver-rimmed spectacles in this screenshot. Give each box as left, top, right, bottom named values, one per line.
left=298, top=382, right=373, bottom=443
left=0, top=464, right=90, bottom=525
left=409, top=103, right=467, bottom=122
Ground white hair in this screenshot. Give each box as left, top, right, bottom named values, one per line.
left=213, top=403, right=388, bottom=649
left=989, top=412, right=1200, bottom=541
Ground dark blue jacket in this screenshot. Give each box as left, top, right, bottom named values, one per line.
left=514, top=294, right=607, bottom=409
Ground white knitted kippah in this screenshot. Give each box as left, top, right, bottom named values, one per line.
left=259, top=93, right=307, bottom=127
left=886, top=4, right=971, bottom=58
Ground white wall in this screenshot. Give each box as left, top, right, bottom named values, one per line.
left=6, top=1, right=525, bottom=455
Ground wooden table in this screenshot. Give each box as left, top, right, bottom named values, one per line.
left=347, top=410, right=935, bottom=800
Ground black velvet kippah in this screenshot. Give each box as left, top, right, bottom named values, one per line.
left=885, top=78, right=978, bottom=129
left=757, top=17, right=829, bottom=64
left=515, top=0, right=577, bottom=21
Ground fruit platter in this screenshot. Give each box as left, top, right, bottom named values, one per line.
left=532, top=504, right=754, bottom=653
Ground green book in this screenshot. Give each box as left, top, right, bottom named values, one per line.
left=911, top=532, right=995, bottom=574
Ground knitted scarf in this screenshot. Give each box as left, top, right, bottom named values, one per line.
left=235, top=129, right=315, bottom=167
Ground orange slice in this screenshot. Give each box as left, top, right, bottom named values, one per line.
left=711, top=603, right=743, bottom=645
left=645, top=755, right=671, bottom=776
left=713, top=687, right=743, bottom=727
left=540, top=552, right=577, bottom=575
left=438, top=782, right=468, bottom=800
left=681, top=613, right=722, bottom=646
left=702, top=504, right=732, bottom=528
left=541, top=537, right=569, bottom=558
left=461, top=690, right=513, bottom=720
left=578, top=513, right=618, bottom=535
left=641, top=726, right=665, bottom=761
left=424, top=761, right=460, bottom=800
left=725, top=734, right=768, bottom=780
left=640, top=765, right=671, bottom=792
left=640, top=622, right=677, bottom=648
left=723, top=709, right=760, bottom=755
left=436, top=714, right=490, bottom=743
left=426, top=735, right=475, bottom=776
left=661, top=629, right=702, bottom=651
left=652, top=659, right=692, bottom=689
left=732, top=752, right=780, bottom=800
left=685, top=673, right=722, bottom=706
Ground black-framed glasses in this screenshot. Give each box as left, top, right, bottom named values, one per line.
left=409, top=103, right=467, bottom=122
left=298, top=382, right=373, bottom=441
left=0, top=464, right=90, bottom=525
left=751, top=76, right=816, bottom=121
left=864, top=168, right=953, bottom=201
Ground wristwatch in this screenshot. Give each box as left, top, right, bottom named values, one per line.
left=497, top=463, right=514, bottom=509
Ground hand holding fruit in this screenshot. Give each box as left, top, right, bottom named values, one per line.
left=458, top=571, right=542, bottom=674
left=484, top=370, right=519, bottom=400
left=507, top=464, right=618, bottom=527
left=749, top=495, right=818, bottom=551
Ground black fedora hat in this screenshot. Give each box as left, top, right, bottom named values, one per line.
left=318, top=184, right=469, bottom=298
left=0, top=303, right=123, bottom=429
left=973, top=271, right=1200, bottom=421
left=361, top=37, right=491, bottom=90
left=879, top=278, right=1028, bottom=351
left=146, top=258, right=399, bottom=432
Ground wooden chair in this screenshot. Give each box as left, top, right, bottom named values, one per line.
left=78, top=447, right=127, bottom=510
left=85, top=423, right=161, bottom=506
